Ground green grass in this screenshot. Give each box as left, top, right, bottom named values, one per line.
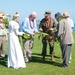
left=0, top=32, right=75, bottom=75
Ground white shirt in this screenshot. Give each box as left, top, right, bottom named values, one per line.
left=0, top=23, right=6, bottom=35
left=67, top=18, right=74, bottom=31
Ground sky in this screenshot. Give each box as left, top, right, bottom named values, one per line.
left=0, top=0, right=75, bottom=23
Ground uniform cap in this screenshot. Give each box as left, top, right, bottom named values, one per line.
left=44, top=11, right=51, bottom=16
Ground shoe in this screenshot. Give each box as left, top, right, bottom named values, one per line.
left=29, top=57, right=32, bottom=61
left=0, top=56, right=5, bottom=60
left=69, top=61, right=71, bottom=63
left=61, top=66, right=68, bottom=68
left=51, top=56, right=54, bottom=61
left=25, top=59, right=29, bottom=63
left=60, top=64, right=68, bottom=68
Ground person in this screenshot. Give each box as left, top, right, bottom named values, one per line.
left=63, top=12, right=74, bottom=31
left=63, top=12, right=74, bottom=63
left=55, top=12, right=64, bottom=59
left=0, top=16, right=7, bottom=60
left=55, top=12, right=74, bottom=68
left=22, top=12, right=38, bottom=62
left=39, top=11, right=56, bottom=62
left=7, top=12, right=26, bottom=69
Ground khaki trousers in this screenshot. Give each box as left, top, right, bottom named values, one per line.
left=0, top=36, right=6, bottom=57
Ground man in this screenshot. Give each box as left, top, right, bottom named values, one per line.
left=22, top=12, right=38, bottom=62
left=55, top=12, right=64, bottom=59
left=55, top=12, right=74, bottom=68
left=0, top=16, right=7, bottom=60
left=63, top=12, right=74, bottom=63
left=39, top=11, right=56, bottom=62
left=63, top=12, right=74, bottom=32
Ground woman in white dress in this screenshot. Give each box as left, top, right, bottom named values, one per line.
left=7, top=12, right=26, bottom=69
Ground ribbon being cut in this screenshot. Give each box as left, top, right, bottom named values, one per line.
left=22, top=33, right=30, bottom=39
left=38, top=28, right=59, bottom=44
left=38, top=28, right=55, bottom=40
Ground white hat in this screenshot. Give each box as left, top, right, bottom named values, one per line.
left=14, top=12, right=19, bottom=17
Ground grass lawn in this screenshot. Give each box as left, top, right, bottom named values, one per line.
left=0, top=32, right=75, bottom=75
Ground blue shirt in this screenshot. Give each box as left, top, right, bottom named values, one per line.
left=21, top=17, right=38, bottom=34
left=20, top=21, right=24, bottom=32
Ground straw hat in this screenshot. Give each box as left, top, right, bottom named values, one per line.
left=63, top=12, right=70, bottom=17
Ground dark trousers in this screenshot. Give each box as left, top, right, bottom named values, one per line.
left=62, top=44, right=72, bottom=67
left=41, top=37, right=54, bottom=57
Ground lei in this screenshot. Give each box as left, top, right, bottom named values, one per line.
left=44, top=17, right=53, bottom=29
left=29, top=16, right=35, bottom=29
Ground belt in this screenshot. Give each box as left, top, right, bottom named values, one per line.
left=0, top=35, right=6, bottom=37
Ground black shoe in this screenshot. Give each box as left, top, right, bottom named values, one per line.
left=0, top=56, right=5, bottom=60
left=60, top=64, right=68, bottom=68
left=42, top=57, right=45, bottom=62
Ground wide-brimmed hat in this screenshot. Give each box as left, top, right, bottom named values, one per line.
left=44, top=11, right=51, bottom=16
left=63, top=12, right=70, bottom=17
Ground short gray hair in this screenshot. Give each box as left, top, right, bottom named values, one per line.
left=31, top=12, right=37, bottom=17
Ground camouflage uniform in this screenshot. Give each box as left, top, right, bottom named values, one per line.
left=39, top=17, right=56, bottom=61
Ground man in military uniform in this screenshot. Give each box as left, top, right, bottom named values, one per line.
left=39, top=11, right=56, bottom=62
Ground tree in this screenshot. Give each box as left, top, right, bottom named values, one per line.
left=3, top=18, right=9, bottom=28
left=2, top=14, right=11, bottom=28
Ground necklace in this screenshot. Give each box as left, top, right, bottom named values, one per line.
left=44, top=17, right=53, bottom=29
left=29, top=16, right=35, bottom=29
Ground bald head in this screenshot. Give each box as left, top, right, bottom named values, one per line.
left=29, top=12, right=37, bottom=20
left=31, top=12, right=37, bottom=18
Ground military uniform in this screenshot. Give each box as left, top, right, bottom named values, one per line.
left=39, top=11, right=56, bottom=61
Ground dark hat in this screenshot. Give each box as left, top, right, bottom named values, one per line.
left=55, top=12, right=62, bottom=21
left=44, top=11, right=51, bottom=16
left=0, top=16, right=3, bottom=19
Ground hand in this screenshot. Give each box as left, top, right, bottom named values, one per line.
left=30, top=32, right=35, bottom=37
left=21, top=32, right=25, bottom=35
left=50, top=28, right=54, bottom=31
left=46, top=35, right=53, bottom=40
left=39, top=28, right=43, bottom=32
left=36, top=31, right=40, bottom=34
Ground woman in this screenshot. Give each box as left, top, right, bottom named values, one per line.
left=7, top=12, right=26, bottom=69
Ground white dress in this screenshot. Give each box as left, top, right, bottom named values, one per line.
left=7, top=20, right=26, bottom=69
